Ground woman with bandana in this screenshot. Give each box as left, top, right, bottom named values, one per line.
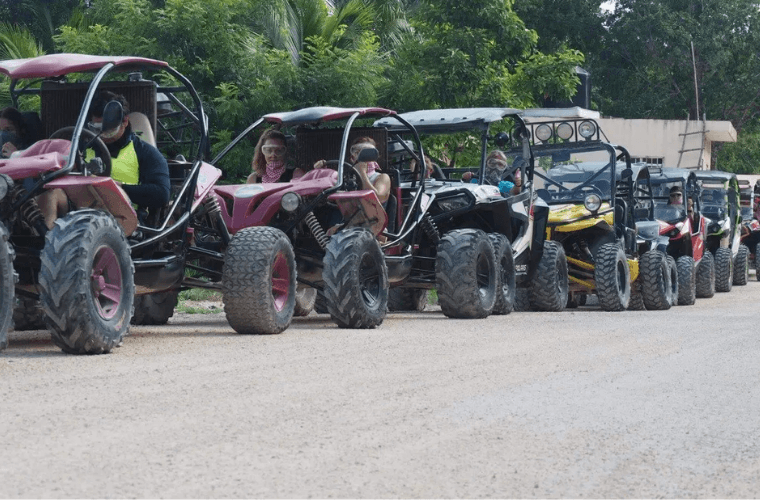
left=461, top=150, right=522, bottom=196
left=314, top=136, right=391, bottom=204
left=247, top=129, right=305, bottom=184
left=0, top=107, right=32, bottom=158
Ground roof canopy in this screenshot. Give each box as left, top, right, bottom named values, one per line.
left=263, top=106, right=395, bottom=127
left=0, top=54, right=168, bottom=79
left=374, top=108, right=523, bottom=133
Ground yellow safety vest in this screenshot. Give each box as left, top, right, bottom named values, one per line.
left=86, top=140, right=140, bottom=185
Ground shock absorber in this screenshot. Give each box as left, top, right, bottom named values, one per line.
left=203, top=194, right=230, bottom=246
left=305, top=211, right=329, bottom=249
left=421, top=214, right=440, bottom=245
left=14, top=187, right=47, bottom=236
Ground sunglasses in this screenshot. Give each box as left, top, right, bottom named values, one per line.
left=670, top=193, right=683, bottom=197
left=262, top=145, right=286, bottom=156
left=350, top=143, right=375, bottom=157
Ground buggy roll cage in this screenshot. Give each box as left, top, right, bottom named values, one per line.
left=1, top=54, right=209, bottom=257
left=212, top=106, right=429, bottom=246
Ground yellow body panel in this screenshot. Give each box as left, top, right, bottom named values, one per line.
left=548, top=203, right=613, bottom=232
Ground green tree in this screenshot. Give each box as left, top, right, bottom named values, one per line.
left=596, top=0, right=760, bottom=128
left=381, top=0, right=583, bottom=111
left=0, top=0, right=81, bottom=53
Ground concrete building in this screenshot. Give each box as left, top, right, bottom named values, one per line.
left=522, top=107, right=737, bottom=170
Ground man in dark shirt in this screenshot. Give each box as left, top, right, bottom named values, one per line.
left=87, top=91, right=170, bottom=208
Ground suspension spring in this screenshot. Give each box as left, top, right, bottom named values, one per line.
left=202, top=194, right=231, bottom=246
left=305, top=211, right=329, bottom=249
left=421, top=214, right=440, bottom=245
left=14, top=187, right=47, bottom=236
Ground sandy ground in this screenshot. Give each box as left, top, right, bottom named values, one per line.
left=1, top=281, right=760, bottom=498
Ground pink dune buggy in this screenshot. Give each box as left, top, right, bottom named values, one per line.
left=0, top=54, right=296, bottom=354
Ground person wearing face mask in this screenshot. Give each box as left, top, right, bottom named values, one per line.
left=461, top=150, right=522, bottom=195
left=247, top=129, right=304, bottom=184
left=0, top=106, right=32, bottom=158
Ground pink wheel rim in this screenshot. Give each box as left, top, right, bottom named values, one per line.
left=90, top=246, right=122, bottom=320
left=271, top=250, right=290, bottom=312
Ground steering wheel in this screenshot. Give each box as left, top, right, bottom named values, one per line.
left=321, top=160, right=363, bottom=191
left=50, top=126, right=112, bottom=177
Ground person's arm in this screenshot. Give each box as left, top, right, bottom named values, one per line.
left=124, top=138, right=170, bottom=208
left=356, top=162, right=390, bottom=203
left=246, top=171, right=258, bottom=184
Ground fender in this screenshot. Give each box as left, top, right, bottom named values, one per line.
left=191, top=162, right=223, bottom=212
left=328, top=189, right=388, bottom=237
left=44, top=176, right=138, bottom=236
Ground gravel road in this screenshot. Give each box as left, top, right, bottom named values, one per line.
left=1, top=281, right=759, bottom=498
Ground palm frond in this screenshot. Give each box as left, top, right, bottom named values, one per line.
left=0, top=23, right=45, bottom=60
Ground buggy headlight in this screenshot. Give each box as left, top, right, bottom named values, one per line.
left=584, top=193, right=602, bottom=212
left=556, top=122, right=574, bottom=140
left=281, top=192, right=301, bottom=212
left=535, top=124, right=553, bottom=142
left=0, top=174, right=12, bottom=201
left=235, top=184, right=265, bottom=199
left=578, top=120, right=597, bottom=139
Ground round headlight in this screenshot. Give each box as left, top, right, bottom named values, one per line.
left=535, top=124, right=553, bottom=142
left=0, top=174, right=11, bottom=201
left=578, top=120, right=597, bottom=139
left=281, top=192, right=301, bottom=212
left=556, top=122, right=574, bottom=140
left=584, top=193, right=602, bottom=212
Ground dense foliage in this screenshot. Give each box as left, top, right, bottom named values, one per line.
left=3, top=0, right=760, bottom=174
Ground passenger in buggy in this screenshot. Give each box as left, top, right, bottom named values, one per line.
left=0, top=106, right=34, bottom=158
left=461, top=150, right=522, bottom=196
left=247, top=128, right=305, bottom=184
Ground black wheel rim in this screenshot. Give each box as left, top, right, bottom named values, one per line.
left=476, top=251, right=491, bottom=300
left=359, top=251, right=381, bottom=307
left=616, top=258, right=627, bottom=295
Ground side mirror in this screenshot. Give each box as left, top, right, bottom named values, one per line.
left=355, top=146, right=379, bottom=164
left=101, top=100, right=125, bottom=134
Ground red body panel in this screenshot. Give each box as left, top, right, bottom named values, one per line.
left=44, top=176, right=138, bottom=236
left=191, top=162, right=223, bottom=212
left=214, top=170, right=338, bottom=234
left=0, top=139, right=70, bottom=180
left=329, top=190, right=388, bottom=236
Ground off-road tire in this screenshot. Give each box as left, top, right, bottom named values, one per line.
left=594, top=243, right=630, bottom=311
left=515, top=287, right=531, bottom=312
left=132, top=290, right=180, bottom=325
left=714, top=247, right=733, bottom=293
left=12, top=296, right=46, bottom=331
left=640, top=250, right=671, bottom=310
left=388, top=288, right=429, bottom=312
left=666, top=255, right=679, bottom=307
left=695, top=251, right=715, bottom=298
left=323, top=228, right=388, bottom=328
left=529, top=240, right=568, bottom=312
left=222, top=226, right=296, bottom=334
left=436, top=229, right=496, bottom=319
left=733, top=244, right=749, bottom=286
left=0, top=224, right=15, bottom=351
left=628, top=280, right=645, bottom=310
left=676, top=255, right=696, bottom=305
left=39, top=210, right=134, bottom=354
left=488, top=233, right=515, bottom=315
left=294, top=286, right=317, bottom=316
left=314, top=289, right=328, bottom=314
